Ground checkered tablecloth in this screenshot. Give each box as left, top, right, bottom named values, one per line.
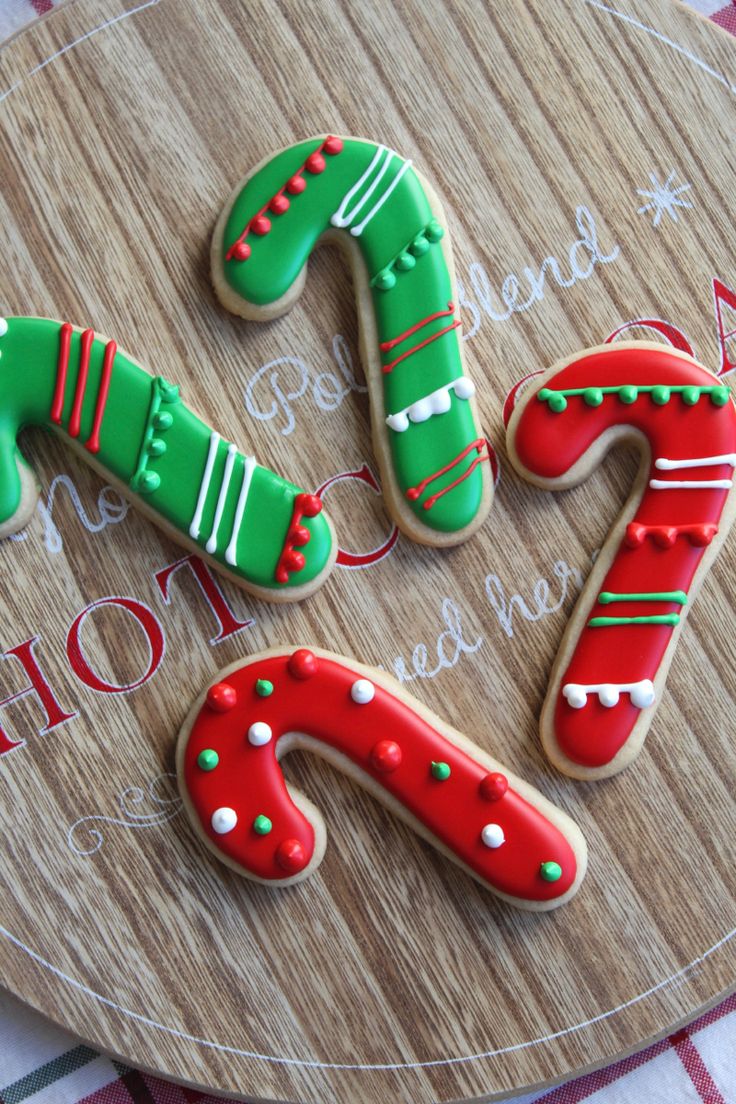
left=1, top=1, right=734, bottom=1102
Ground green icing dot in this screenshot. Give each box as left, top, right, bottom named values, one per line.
left=540, top=861, right=562, bottom=883
left=548, top=392, right=568, bottom=413
left=154, top=410, right=173, bottom=430
left=395, top=252, right=416, bottom=271
left=409, top=234, right=429, bottom=256
left=149, top=437, right=167, bottom=457
left=139, top=470, right=160, bottom=494
left=255, top=678, right=274, bottom=697
left=651, top=385, right=670, bottom=405
left=374, top=270, right=396, bottom=291
left=197, top=748, right=219, bottom=771
left=682, top=386, right=700, bottom=406
left=619, top=385, right=638, bottom=404
left=431, top=761, right=451, bottom=781
left=253, top=815, right=272, bottom=835
left=425, top=219, right=444, bottom=242
left=711, top=387, right=730, bottom=407
left=583, top=387, right=603, bottom=407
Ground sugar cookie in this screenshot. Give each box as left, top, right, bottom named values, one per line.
left=0, top=317, right=335, bottom=600
left=212, top=135, right=493, bottom=546
left=177, top=646, right=587, bottom=910
left=506, top=341, right=736, bottom=779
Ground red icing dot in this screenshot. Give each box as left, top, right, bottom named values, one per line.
left=206, top=682, right=237, bottom=712
left=370, top=739, right=402, bottom=773
left=251, top=215, right=271, bottom=236
left=292, top=525, right=310, bottom=546
left=288, top=649, right=319, bottom=680
left=406, top=488, right=420, bottom=501
left=231, top=241, right=251, bottom=261
left=305, top=152, right=325, bottom=174
left=284, top=549, right=305, bottom=571
left=269, top=194, right=290, bottom=215
left=286, top=175, right=306, bottom=195
left=275, top=567, right=289, bottom=585
left=276, top=838, right=308, bottom=873
left=299, top=494, right=322, bottom=518
left=479, top=772, right=508, bottom=801
left=324, top=136, right=343, bottom=155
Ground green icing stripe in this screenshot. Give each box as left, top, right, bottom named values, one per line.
left=0, top=317, right=334, bottom=591
left=588, top=614, right=681, bottom=627
left=217, top=136, right=487, bottom=535
left=538, top=384, right=731, bottom=412
left=598, top=590, right=688, bottom=605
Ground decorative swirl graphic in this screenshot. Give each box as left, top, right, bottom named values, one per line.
left=67, top=772, right=182, bottom=856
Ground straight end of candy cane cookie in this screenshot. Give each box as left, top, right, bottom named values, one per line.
left=212, top=134, right=494, bottom=547
left=176, top=646, right=587, bottom=910
left=0, top=316, right=336, bottom=601
left=507, top=341, right=736, bottom=778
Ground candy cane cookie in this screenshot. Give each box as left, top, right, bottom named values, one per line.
left=506, top=341, right=736, bottom=780
left=0, top=317, right=336, bottom=600
left=176, top=646, right=587, bottom=910
left=212, top=135, right=493, bottom=546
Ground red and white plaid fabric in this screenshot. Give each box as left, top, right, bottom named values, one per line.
left=0, top=1, right=734, bottom=1101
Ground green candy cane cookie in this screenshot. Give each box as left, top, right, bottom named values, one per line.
left=212, top=135, right=493, bottom=545
left=0, top=317, right=335, bottom=600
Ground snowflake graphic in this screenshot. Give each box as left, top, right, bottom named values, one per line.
left=636, top=170, right=693, bottom=227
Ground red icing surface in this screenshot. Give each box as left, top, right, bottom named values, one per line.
left=511, top=346, right=736, bottom=768
left=181, top=650, right=578, bottom=900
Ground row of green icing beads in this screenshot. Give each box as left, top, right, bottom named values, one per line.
left=372, top=218, right=444, bottom=291
left=538, top=384, right=731, bottom=413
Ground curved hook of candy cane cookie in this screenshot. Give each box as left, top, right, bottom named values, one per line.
left=506, top=340, right=736, bottom=780
left=176, top=647, right=587, bottom=910
left=0, top=317, right=336, bottom=601
left=211, top=135, right=493, bottom=547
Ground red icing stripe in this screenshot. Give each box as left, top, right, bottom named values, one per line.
left=381, top=319, right=461, bottom=375
left=85, top=340, right=116, bottom=454
left=50, top=322, right=72, bottom=424
left=226, top=136, right=343, bottom=262
left=407, top=437, right=488, bottom=510
left=68, top=328, right=94, bottom=438
left=181, top=649, right=580, bottom=902
left=379, top=301, right=455, bottom=352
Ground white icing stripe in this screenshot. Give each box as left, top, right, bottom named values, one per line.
left=655, top=454, right=736, bottom=470
left=562, top=680, right=655, bottom=710
left=331, top=146, right=388, bottom=228
left=206, top=443, right=237, bottom=554
left=649, top=478, right=733, bottom=490
left=349, top=159, right=412, bottom=237
left=189, top=431, right=220, bottom=539
left=225, top=454, right=256, bottom=566
left=385, top=376, right=475, bottom=433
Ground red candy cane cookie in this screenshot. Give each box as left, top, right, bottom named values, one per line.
left=507, top=341, right=736, bottom=779
left=177, top=647, right=586, bottom=910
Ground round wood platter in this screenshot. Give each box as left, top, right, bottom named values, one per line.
left=1, top=1, right=734, bottom=1100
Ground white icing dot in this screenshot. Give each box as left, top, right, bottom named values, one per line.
left=0, top=319, right=7, bottom=337
left=598, top=684, right=620, bottom=709
left=351, top=678, right=375, bottom=704
left=630, top=679, right=656, bottom=709
left=562, top=684, right=587, bottom=709
left=211, top=807, right=237, bottom=834
left=481, top=823, right=505, bottom=849
left=248, top=721, right=272, bottom=746
left=453, top=376, right=476, bottom=400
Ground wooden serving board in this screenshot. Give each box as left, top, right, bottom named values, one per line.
left=0, top=1, right=734, bottom=1100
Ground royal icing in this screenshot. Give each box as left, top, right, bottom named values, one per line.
left=214, top=135, right=492, bottom=539
left=508, top=343, right=736, bottom=774
left=0, top=317, right=334, bottom=594
left=178, top=648, right=584, bottom=906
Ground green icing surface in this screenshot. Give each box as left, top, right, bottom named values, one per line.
left=218, top=137, right=486, bottom=534
left=0, top=317, right=333, bottom=590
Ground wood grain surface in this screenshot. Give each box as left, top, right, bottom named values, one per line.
left=0, top=1, right=734, bottom=1101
